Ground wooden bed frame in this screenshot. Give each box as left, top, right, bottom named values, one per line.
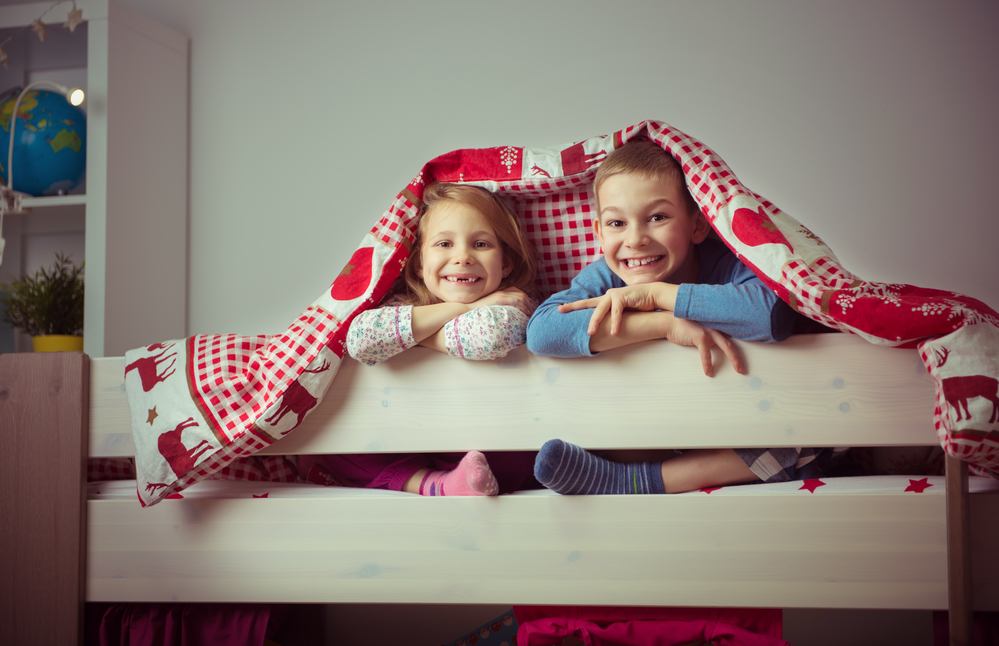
left=3, top=334, right=997, bottom=644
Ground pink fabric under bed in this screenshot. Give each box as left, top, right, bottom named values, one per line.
left=84, top=602, right=287, bottom=646
left=513, top=605, right=790, bottom=646
left=121, top=120, right=999, bottom=507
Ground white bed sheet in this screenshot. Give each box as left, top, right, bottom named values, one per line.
left=88, top=474, right=999, bottom=501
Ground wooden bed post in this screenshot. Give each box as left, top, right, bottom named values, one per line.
left=0, top=352, right=89, bottom=646
left=946, top=453, right=973, bottom=646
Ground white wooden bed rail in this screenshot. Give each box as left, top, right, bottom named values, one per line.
left=89, top=334, right=939, bottom=457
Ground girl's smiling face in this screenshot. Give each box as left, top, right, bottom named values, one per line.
left=594, top=172, right=709, bottom=286
left=419, top=201, right=513, bottom=304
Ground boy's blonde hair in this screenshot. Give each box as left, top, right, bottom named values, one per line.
left=403, top=183, right=536, bottom=306
left=593, top=139, right=699, bottom=217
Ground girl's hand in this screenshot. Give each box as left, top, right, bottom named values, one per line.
left=663, top=317, right=745, bottom=377
left=471, top=287, right=535, bottom=317
left=558, top=284, right=673, bottom=336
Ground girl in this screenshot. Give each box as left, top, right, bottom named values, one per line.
left=304, top=183, right=539, bottom=496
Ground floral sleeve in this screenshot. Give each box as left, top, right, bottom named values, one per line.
left=346, top=305, right=417, bottom=366
left=442, top=305, right=528, bottom=361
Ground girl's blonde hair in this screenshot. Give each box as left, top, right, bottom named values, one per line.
left=403, top=183, right=536, bottom=306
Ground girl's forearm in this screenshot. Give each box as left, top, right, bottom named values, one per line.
left=410, top=302, right=472, bottom=343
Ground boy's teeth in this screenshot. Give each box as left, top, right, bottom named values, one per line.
left=625, top=256, right=663, bottom=267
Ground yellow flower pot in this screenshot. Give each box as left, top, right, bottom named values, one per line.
left=32, top=335, right=84, bottom=352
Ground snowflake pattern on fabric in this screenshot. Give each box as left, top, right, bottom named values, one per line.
left=836, top=282, right=905, bottom=310
left=500, top=146, right=518, bottom=174
left=928, top=299, right=999, bottom=328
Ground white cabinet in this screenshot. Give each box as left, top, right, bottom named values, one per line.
left=0, top=0, right=187, bottom=357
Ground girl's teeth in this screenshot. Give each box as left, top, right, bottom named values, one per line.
left=446, top=276, right=479, bottom=283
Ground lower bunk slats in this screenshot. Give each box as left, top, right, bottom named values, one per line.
left=88, top=492, right=999, bottom=609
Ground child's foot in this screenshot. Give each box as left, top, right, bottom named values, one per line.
left=534, top=439, right=665, bottom=495
left=419, top=451, right=499, bottom=496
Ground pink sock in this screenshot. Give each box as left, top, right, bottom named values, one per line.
left=418, top=451, right=498, bottom=496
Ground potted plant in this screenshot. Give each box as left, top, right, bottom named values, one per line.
left=0, top=253, right=84, bottom=352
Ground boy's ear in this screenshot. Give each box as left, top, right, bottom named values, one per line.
left=592, top=218, right=604, bottom=245
left=691, top=211, right=711, bottom=244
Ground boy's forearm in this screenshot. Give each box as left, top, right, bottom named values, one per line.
left=588, top=311, right=670, bottom=352
left=652, top=282, right=680, bottom=311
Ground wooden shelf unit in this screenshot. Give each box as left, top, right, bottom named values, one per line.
left=0, top=0, right=188, bottom=357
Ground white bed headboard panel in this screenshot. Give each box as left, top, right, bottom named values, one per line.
left=89, top=333, right=937, bottom=458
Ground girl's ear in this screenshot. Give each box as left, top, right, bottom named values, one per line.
left=691, top=211, right=711, bottom=244
left=502, top=251, right=514, bottom=278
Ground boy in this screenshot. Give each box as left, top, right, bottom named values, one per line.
left=526, top=139, right=833, bottom=494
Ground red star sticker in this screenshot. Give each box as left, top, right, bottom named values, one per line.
left=799, top=479, right=826, bottom=493
left=700, top=486, right=722, bottom=494
left=905, top=478, right=933, bottom=493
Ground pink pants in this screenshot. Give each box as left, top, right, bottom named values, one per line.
left=305, top=451, right=540, bottom=493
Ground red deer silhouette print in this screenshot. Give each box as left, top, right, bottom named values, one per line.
left=560, top=143, right=606, bottom=176
left=125, top=348, right=177, bottom=392
left=936, top=347, right=999, bottom=423
left=158, top=417, right=213, bottom=478
left=263, top=358, right=331, bottom=432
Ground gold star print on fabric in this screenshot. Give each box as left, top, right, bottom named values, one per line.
left=340, top=263, right=356, bottom=277
left=146, top=406, right=159, bottom=425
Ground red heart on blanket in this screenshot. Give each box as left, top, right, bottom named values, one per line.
left=732, top=206, right=794, bottom=253
left=331, top=247, right=374, bottom=301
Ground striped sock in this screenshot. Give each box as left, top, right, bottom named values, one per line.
left=534, top=439, right=665, bottom=495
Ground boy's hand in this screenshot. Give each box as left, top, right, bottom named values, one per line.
left=558, top=283, right=677, bottom=335
left=471, top=287, right=535, bottom=317
left=664, top=317, right=746, bottom=377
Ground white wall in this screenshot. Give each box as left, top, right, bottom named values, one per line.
left=116, top=0, right=999, bottom=337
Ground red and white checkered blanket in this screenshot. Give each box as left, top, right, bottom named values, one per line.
left=124, top=120, right=999, bottom=507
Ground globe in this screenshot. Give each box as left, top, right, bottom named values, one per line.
left=0, top=89, right=87, bottom=197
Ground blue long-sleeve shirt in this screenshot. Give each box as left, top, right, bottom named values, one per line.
left=526, top=238, right=797, bottom=358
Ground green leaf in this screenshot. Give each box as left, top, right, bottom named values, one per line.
left=0, top=252, right=85, bottom=337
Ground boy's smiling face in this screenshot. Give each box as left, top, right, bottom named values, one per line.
left=594, top=172, right=709, bottom=286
